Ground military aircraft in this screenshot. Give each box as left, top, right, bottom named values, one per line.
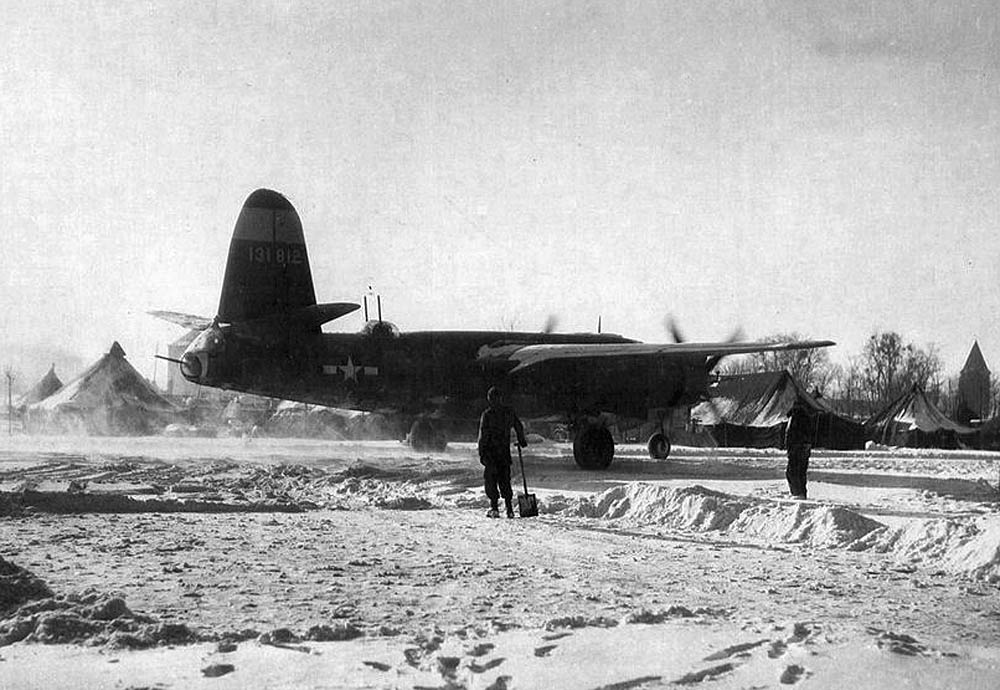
left=152, top=189, right=833, bottom=469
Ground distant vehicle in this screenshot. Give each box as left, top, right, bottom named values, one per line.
left=153, top=189, right=833, bottom=469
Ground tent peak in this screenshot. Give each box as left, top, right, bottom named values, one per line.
left=109, top=342, right=126, bottom=359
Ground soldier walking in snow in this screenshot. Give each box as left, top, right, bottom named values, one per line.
left=784, top=401, right=813, bottom=499
left=477, top=386, right=528, bottom=518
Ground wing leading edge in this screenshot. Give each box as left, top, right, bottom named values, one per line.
left=495, top=340, right=836, bottom=373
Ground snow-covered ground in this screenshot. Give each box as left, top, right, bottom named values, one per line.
left=2, top=436, right=1000, bottom=688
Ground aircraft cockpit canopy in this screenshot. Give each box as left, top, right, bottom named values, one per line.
left=361, top=320, right=400, bottom=339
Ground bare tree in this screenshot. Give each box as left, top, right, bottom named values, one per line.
left=904, top=342, right=944, bottom=400
left=859, top=331, right=943, bottom=409
left=861, top=331, right=904, bottom=406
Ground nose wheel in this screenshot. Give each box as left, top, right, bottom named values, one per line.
left=407, top=417, right=447, bottom=451
left=647, top=432, right=671, bottom=459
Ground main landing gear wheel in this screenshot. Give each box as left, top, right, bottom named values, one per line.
left=647, top=432, right=671, bottom=460
left=573, top=425, right=614, bottom=470
left=407, top=418, right=447, bottom=452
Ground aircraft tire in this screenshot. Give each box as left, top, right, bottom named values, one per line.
left=573, top=425, right=614, bottom=470
left=647, top=432, right=671, bottom=460
left=407, top=418, right=447, bottom=452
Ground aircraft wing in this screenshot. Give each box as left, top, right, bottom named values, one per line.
left=495, top=340, right=835, bottom=373
left=148, top=310, right=214, bottom=330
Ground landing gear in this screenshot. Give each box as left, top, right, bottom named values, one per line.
left=647, top=408, right=672, bottom=460
left=647, top=432, right=671, bottom=460
left=572, top=424, right=614, bottom=470
left=407, top=417, right=447, bottom=451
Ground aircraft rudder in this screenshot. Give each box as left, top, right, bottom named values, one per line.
left=217, top=188, right=317, bottom=323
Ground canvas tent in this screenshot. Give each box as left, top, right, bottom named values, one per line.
left=691, top=370, right=866, bottom=450
left=865, top=385, right=976, bottom=448
left=26, top=342, right=178, bottom=435
left=16, top=365, right=63, bottom=409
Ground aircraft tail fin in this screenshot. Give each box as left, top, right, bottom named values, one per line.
left=217, top=189, right=318, bottom=323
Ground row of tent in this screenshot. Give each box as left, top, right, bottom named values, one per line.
left=690, top=370, right=979, bottom=450
left=18, top=343, right=179, bottom=435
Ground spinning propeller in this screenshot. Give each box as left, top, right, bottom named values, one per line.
left=663, top=314, right=743, bottom=423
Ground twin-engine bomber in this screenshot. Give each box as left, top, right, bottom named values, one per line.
left=152, top=189, right=833, bottom=469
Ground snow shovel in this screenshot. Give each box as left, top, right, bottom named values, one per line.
left=515, top=444, right=538, bottom=518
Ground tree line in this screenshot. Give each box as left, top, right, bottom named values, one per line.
left=719, top=331, right=998, bottom=420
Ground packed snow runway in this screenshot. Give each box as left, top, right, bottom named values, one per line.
left=2, top=436, right=1000, bottom=688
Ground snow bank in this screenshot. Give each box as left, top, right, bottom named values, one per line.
left=568, top=484, right=883, bottom=548
left=566, top=484, right=1000, bottom=581
left=854, top=516, right=1000, bottom=582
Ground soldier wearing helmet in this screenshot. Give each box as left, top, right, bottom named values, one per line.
left=477, top=386, right=528, bottom=518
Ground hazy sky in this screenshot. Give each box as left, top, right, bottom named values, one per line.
left=2, top=0, right=998, bottom=386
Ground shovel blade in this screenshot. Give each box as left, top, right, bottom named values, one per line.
left=517, top=492, right=538, bottom=518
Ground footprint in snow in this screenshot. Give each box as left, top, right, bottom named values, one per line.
left=533, top=644, right=557, bottom=657
left=201, top=663, right=235, bottom=678
left=485, top=676, right=512, bottom=690
left=467, top=642, right=495, bottom=657
left=787, top=622, right=817, bottom=644
left=673, top=663, right=736, bottom=685
left=542, top=631, right=573, bottom=642
left=589, top=676, right=663, bottom=690
left=768, top=640, right=788, bottom=658
left=779, top=664, right=808, bottom=684
left=702, top=639, right=767, bottom=661
left=469, top=657, right=506, bottom=673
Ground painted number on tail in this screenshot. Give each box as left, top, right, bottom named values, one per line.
left=247, top=245, right=305, bottom=265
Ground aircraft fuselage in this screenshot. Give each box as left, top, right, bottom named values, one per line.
left=180, top=322, right=708, bottom=421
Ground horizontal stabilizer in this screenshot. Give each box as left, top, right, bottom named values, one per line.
left=287, top=302, right=360, bottom=328
left=225, top=302, right=361, bottom=332
left=148, top=310, right=213, bottom=330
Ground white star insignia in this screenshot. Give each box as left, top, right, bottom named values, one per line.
left=323, top=358, right=378, bottom=381
left=339, top=356, right=360, bottom=382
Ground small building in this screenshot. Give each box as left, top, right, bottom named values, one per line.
left=957, top=341, right=991, bottom=424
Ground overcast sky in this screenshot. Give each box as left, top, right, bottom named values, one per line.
left=2, top=0, right=998, bottom=385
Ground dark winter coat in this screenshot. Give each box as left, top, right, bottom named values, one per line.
left=784, top=406, right=813, bottom=448
left=477, top=404, right=527, bottom=466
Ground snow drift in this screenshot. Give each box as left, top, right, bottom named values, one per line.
left=568, top=484, right=883, bottom=548
left=564, top=483, right=1000, bottom=580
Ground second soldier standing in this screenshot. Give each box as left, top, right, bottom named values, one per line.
left=477, top=386, right=528, bottom=518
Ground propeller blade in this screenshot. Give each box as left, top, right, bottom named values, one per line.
left=664, top=315, right=685, bottom=343
left=707, top=326, right=746, bottom=369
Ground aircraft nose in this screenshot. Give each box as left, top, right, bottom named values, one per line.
left=180, top=352, right=203, bottom=381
